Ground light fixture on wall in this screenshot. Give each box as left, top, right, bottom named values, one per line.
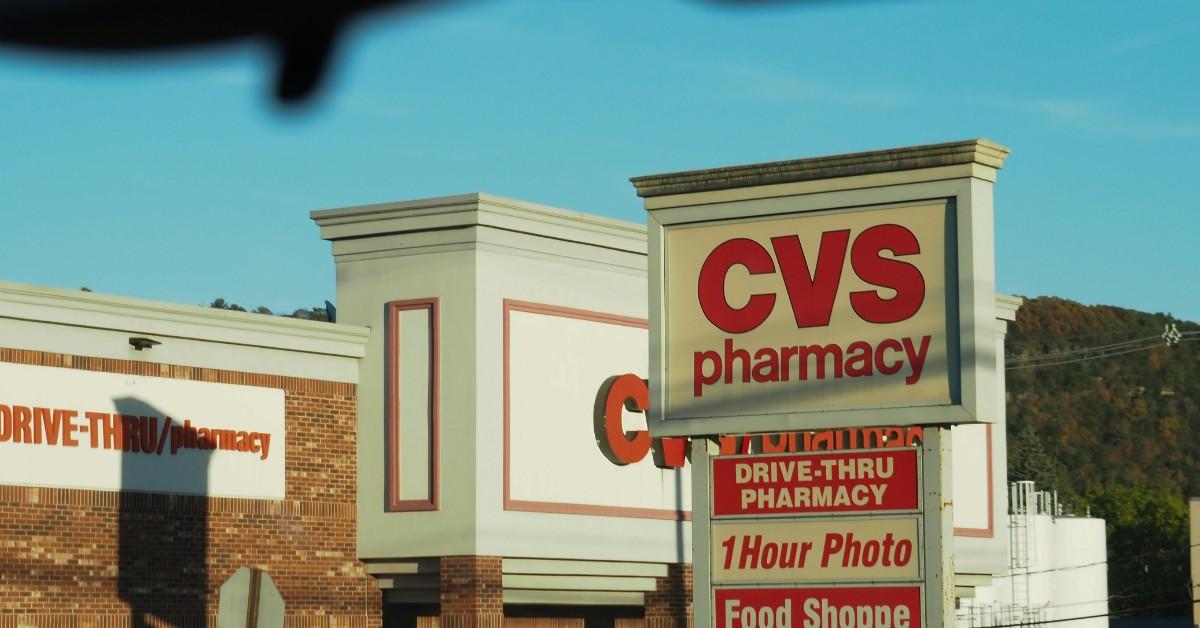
left=128, top=337, right=161, bottom=351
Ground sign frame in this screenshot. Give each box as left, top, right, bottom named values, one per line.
left=646, top=176, right=997, bottom=438
left=692, top=429, right=954, bottom=628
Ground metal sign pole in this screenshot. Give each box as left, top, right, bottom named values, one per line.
left=923, top=427, right=955, bottom=628
left=692, top=437, right=715, bottom=628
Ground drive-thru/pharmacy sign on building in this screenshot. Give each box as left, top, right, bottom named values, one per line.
left=632, top=139, right=1011, bottom=628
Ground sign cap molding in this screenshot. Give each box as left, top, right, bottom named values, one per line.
left=630, top=139, right=1009, bottom=199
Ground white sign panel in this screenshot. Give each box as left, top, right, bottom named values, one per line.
left=0, top=362, right=285, bottom=499
left=506, top=303, right=690, bottom=517
left=668, top=202, right=950, bottom=416
left=711, top=516, right=922, bottom=584
left=652, top=197, right=993, bottom=436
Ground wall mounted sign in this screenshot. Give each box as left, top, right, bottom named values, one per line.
left=0, top=361, right=285, bottom=499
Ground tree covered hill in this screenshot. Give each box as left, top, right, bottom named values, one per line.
left=1006, top=297, right=1200, bottom=498
left=1005, top=296, right=1200, bottom=615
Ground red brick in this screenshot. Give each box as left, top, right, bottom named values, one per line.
left=0, top=348, right=382, bottom=627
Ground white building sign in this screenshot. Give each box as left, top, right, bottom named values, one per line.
left=0, top=361, right=285, bottom=499
left=667, top=202, right=951, bottom=419
left=635, top=140, right=1009, bottom=628
left=639, top=140, right=1007, bottom=438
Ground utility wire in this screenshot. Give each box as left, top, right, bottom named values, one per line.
left=1005, top=332, right=1197, bottom=371
left=1008, top=319, right=1195, bottom=343
left=969, top=597, right=1195, bottom=624
left=988, top=559, right=1107, bottom=577
left=1007, top=328, right=1195, bottom=361
left=984, top=538, right=1192, bottom=578
left=1006, top=340, right=1191, bottom=370
left=1008, top=324, right=1193, bottom=345
left=1006, top=334, right=1163, bottom=363
left=965, top=596, right=1198, bottom=627
left=959, top=542, right=1200, bottom=618
left=968, top=580, right=1169, bottom=614
left=1010, top=329, right=1197, bottom=362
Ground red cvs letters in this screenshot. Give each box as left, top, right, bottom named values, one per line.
left=697, top=225, right=924, bottom=332
left=691, top=224, right=931, bottom=398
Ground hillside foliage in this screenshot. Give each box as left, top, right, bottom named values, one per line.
left=1005, top=296, right=1199, bottom=615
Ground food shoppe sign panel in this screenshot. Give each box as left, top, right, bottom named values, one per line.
left=660, top=201, right=974, bottom=435
left=715, top=586, right=922, bottom=628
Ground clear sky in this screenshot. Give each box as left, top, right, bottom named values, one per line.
left=2, top=0, right=1197, bottom=322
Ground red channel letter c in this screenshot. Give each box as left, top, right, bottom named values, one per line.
left=602, top=374, right=651, bottom=465
left=697, top=238, right=777, bottom=333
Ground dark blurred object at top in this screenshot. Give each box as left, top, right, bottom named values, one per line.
left=0, top=0, right=832, bottom=106
left=0, top=0, right=435, bottom=105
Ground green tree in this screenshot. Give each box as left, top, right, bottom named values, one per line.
left=207, top=297, right=246, bottom=312
left=1008, top=422, right=1064, bottom=496
left=1085, top=486, right=1189, bottom=615
left=206, top=297, right=330, bottom=322
left=288, top=306, right=329, bottom=322
left=1006, top=296, right=1200, bottom=617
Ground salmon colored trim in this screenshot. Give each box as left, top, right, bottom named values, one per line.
left=506, top=499, right=692, bottom=522
left=385, top=298, right=440, bottom=512
left=504, top=299, right=649, bottom=330
left=953, top=424, right=994, bottom=538
left=502, top=299, right=688, bottom=522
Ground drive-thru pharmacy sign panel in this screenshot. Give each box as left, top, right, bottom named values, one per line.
left=712, top=448, right=925, bottom=628
left=711, top=449, right=919, bottom=517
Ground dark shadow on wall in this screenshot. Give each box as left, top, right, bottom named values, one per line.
left=115, top=397, right=212, bottom=627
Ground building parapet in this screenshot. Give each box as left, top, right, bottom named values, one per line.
left=0, top=279, right=368, bottom=359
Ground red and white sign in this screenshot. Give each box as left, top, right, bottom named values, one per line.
left=642, top=145, right=1005, bottom=628
left=712, top=449, right=918, bottom=517
left=715, top=586, right=922, bottom=628
left=0, top=361, right=285, bottom=500
left=659, top=201, right=966, bottom=433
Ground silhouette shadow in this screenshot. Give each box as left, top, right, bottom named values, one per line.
left=115, top=396, right=212, bottom=627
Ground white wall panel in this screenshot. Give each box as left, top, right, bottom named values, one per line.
left=507, top=308, right=690, bottom=513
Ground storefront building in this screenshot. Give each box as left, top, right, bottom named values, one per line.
left=3, top=141, right=1020, bottom=626
left=311, top=139, right=1022, bottom=627
left=0, top=282, right=377, bottom=626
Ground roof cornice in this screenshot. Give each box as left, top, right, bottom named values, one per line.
left=630, top=139, right=1010, bottom=198
left=0, top=280, right=369, bottom=358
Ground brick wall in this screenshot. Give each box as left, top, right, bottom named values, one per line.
left=642, top=563, right=693, bottom=628
left=439, top=556, right=502, bottom=628
left=0, top=348, right=382, bottom=627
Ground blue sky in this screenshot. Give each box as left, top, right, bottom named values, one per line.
left=2, top=0, right=1198, bottom=322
